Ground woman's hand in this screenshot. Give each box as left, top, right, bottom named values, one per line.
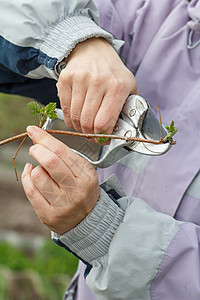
left=21, top=126, right=100, bottom=235
left=57, top=38, right=138, bottom=137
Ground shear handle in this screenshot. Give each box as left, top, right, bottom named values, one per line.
left=42, top=95, right=171, bottom=167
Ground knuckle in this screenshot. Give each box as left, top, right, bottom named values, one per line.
left=31, top=167, right=43, bottom=183
left=71, top=111, right=81, bottom=124
left=64, top=70, right=86, bottom=83
left=81, top=117, right=93, bottom=132
left=53, top=145, right=66, bottom=159
left=44, top=155, right=59, bottom=170
left=111, top=78, right=124, bottom=95
left=74, top=72, right=86, bottom=83
left=72, top=71, right=102, bottom=86
left=62, top=105, right=70, bottom=116
left=90, top=74, right=102, bottom=88
left=94, top=116, right=111, bottom=133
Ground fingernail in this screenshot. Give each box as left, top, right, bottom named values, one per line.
left=24, top=163, right=32, bottom=172
left=28, top=145, right=36, bottom=155
left=27, top=126, right=38, bottom=137
left=21, top=163, right=32, bottom=179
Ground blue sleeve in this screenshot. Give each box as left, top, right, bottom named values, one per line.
left=0, top=0, right=114, bottom=80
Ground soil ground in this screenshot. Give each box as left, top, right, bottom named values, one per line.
left=0, top=142, right=49, bottom=236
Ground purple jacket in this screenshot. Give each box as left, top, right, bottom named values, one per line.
left=60, top=0, right=200, bottom=299
left=0, top=0, right=200, bottom=299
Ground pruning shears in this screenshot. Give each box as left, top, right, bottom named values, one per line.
left=43, top=95, right=171, bottom=168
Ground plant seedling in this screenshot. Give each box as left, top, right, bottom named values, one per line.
left=27, top=102, right=57, bottom=128
left=98, top=131, right=109, bottom=144
left=164, top=121, right=178, bottom=143
left=12, top=102, right=58, bottom=180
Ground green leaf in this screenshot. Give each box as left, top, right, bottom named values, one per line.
left=40, top=107, right=45, bottom=114
left=98, top=131, right=109, bottom=144
left=170, top=120, right=174, bottom=130
left=45, top=102, right=57, bottom=114
left=164, top=121, right=178, bottom=142
left=46, top=112, right=57, bottom=120
left=27, top=101, right=40, bottom=116
left=27, top=101, right=58, bottom=127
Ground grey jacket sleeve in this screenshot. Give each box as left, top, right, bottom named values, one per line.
left=52, top=174, right=200, bottom=300
left=0, top=0, right=121, bottom=80
left=52, top=175, right=181, bottom=300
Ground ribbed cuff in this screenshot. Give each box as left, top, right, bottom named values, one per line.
left=56, top=189, right=124, bottom=264
left=40, top=15, right=113, bottom=64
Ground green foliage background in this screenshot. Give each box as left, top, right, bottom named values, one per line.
left=0, top=240, right=78, bottom=299
left=0, top=92, right=78, bottom=299
left=0, top=93, right=37, bottom=139
left=0, top=241, right=78, bottom=277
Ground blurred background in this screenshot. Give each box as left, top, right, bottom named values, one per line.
left=0, top=93, right=99, bottom=299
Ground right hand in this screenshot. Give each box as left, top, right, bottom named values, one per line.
left=22, top=126, right=100, bottom=235
left=57, top=38, right=138, bottom=138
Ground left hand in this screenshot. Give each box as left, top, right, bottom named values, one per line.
left=57, top=38, right=138, bottom=138
left=21, top=125, right=100, bottom=234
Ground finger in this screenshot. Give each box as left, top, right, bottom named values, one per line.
left=80, top=84, right=104, bottom=134
left=21, top=163, right=50, bottom=212
left=94, top=90, right=126, bottom=136
left=29, top=143, right=77, bottom=186
left=27, top=126, right=90, bottom=177
left=30, top=165, right=65, bottom=206
left=57, top=80, right=73, bottom=128
left=70, top=79, right=87, bottom=132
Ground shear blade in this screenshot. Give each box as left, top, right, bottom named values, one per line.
left=132, top=108, right=171, bottom=155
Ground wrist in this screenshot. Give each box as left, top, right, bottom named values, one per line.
left=53, top=188, right=124, bottom=263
